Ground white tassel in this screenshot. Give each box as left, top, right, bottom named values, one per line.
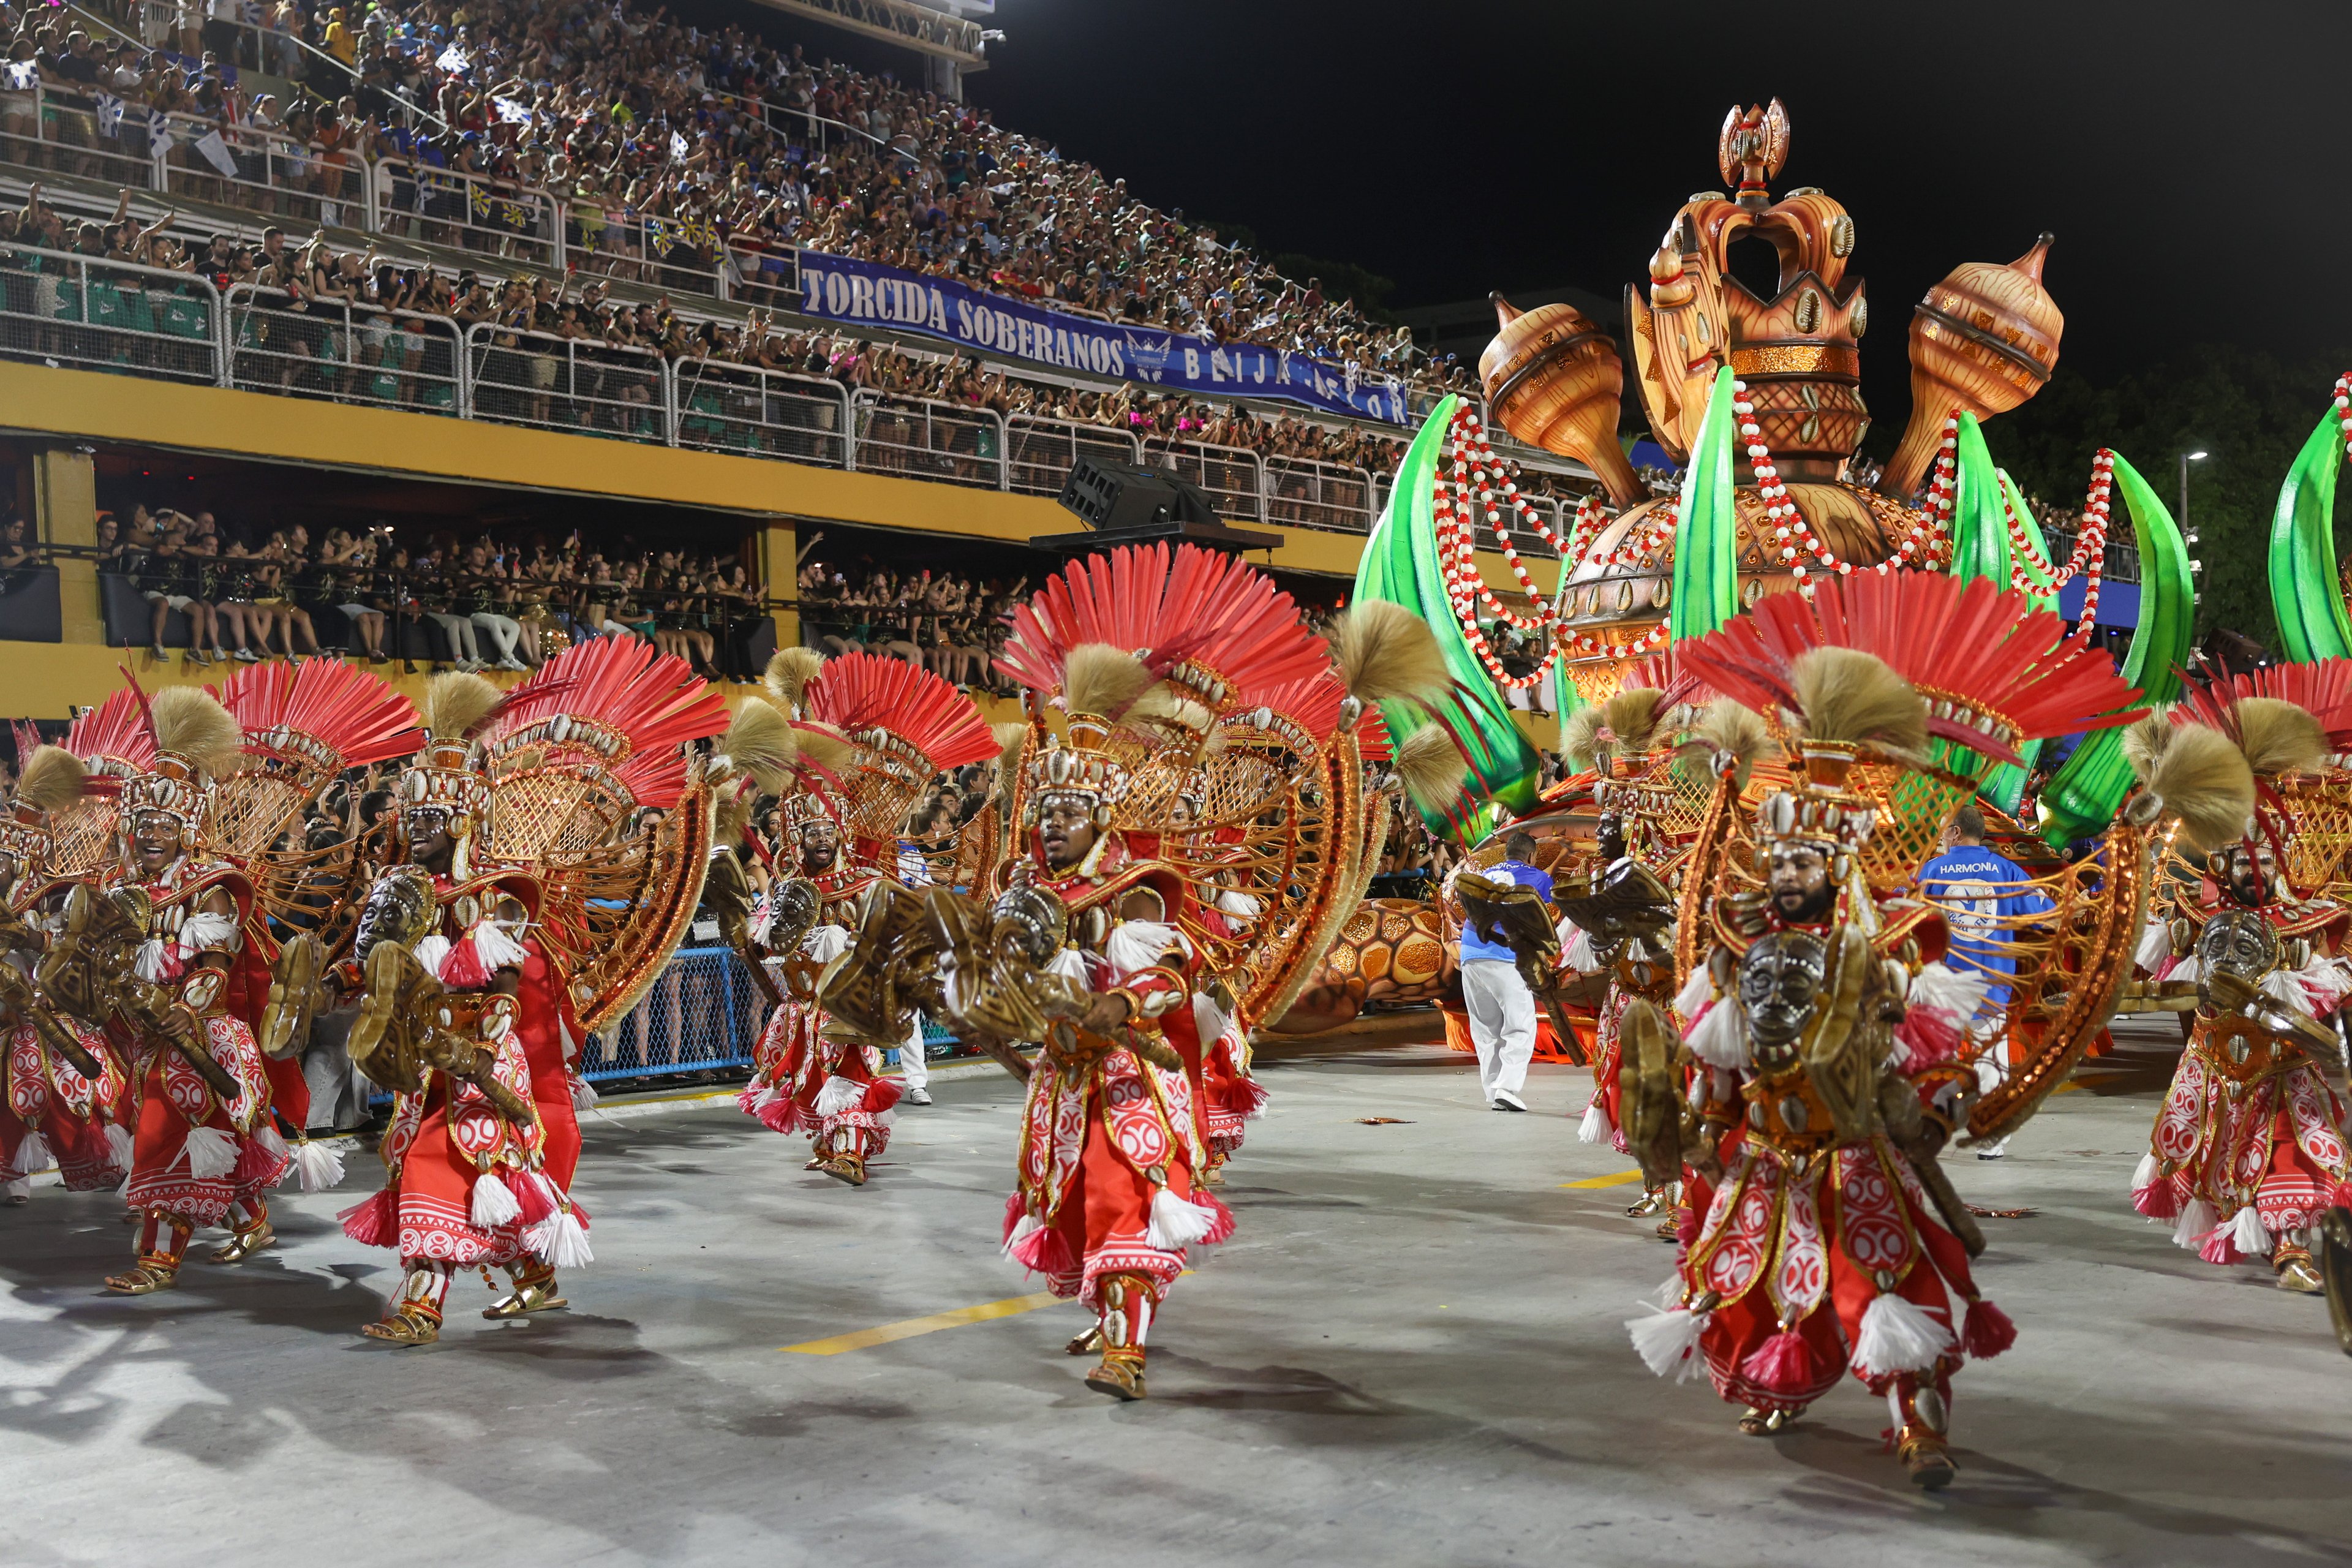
left=255, top=1123, right=289, bottom=1162
left=2168, top=953, right=2203, bottom=986
left=104, top=1121, right=135, bottom=1170
left=1145, top=1185, right=1221, bottom=1250
left=1626, top=1303, right=1709, bottom=1383
left=1001, top=1212, right=1044, bottom=1260
left=2171, top=1197, right=2218, bottom=1251
left=1192, top=991, right=1233, bottom=1049
left=14, top=1131, right=48, bottom=1175
left=469, top=920, right=529, bottom=974
left=2260, top=968, right=2311, bottom=1015
left=1215, top=889, right=1262, bottom=921
left=181, top=1125, right=239, bottom=1180
left=1684, top=1000, right=1748, bottom=1070
left=412, top=933, right=454, bottom=981
left=804, top=924, right=854, bottom=964
left=1561, top=924, right=1597, bottom=974
left=2130, top=1152, right=2159, bottom=1196
left=1577, top=1099, right=1610, bottom=1145
left=750, top=1085, right=781, bottom=1111
left=2229, top=1205, right=2270, bottom=1256
left=526, top=1205, right=594, bottom=1268
left=2134, top=918, right=2173, bottom=971
left=1044, top=948, right=1091, bottom=984
left=1851, top=1292, right=1955, bottom=1377
left=1106, top=920, right=1190, bottom=981
left=1907, top=963, right=1992, bottom=1028
left=1651, top=1275, right=1683, bottom=1310
left=134, top=937, right=172, bottom=982
left=1673, top=963, right=1714, bottom=1017
left=813, top=1076, right=867, bottom=1118
left=470, top=1170, right=522, bottom=1228
left=290, top=1139, right=345, bottom=1193
left=570, top=1076, right=599, bottom=1112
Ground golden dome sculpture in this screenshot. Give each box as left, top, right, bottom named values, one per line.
left=1482, top=99, right=2064, bottom=702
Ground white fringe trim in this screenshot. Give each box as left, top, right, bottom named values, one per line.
left=1673, top=963, right=1713, bottom=1017
left=813, top=1075, right=867, bottom=1118
left=2171, top=1197, right=2218, bottom=1250
left=1001, top=1212, right=1044, bottom=1260
left=1684, top=999, right=1748, bottom=1070
left=1626, top=1303, right=1709, bottom=1383
left=2134, top=918, right=2173, bottom=972
left=290, top=1139, right=345, bottom=1193
left=1851, top=1292, right=1954, bottom=1378
left=526, top=1205, right=594, bottom=1268
left=1144, top=1185, right=1223, bottom=1250
left=1577, top=1099, right=1611, bottom=1145
left=181, top=1125, right=239, bottom=1181
left=470, top=1170, right=522, bottom=1228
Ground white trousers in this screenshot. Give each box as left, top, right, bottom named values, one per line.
left=1461, top=958, right=1536, bottom=1101
left=900, top=1011, right=929, bottom=1091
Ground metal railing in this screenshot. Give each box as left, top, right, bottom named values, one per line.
left=466, top=321, right=668, bottom=444
left=1145, top=438, right=1264, bottom=525
left=0, top=239, right=1601, bottom=542
left=167, top=113, right=365, bottom=230
left=2040, top=526, right=2144, bottom=585
left=369, top=157, right=560, bottom=270
left=673, top=358, right=852, bottom=466
left=581, top=946, right=766, bottom=1084
left=1265, top=455, right=1375, bottom=535
left=0, top=84, right=170, bottom=192
left=852, top=390, right=1004, bottom=489
left=1006, top=413, right=1140, bottom=497
left=225, top=282, right=462, bottom=410
left=0, top=246, right=217, bottom=382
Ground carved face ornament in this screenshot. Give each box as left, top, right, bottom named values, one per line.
left=2196, top=908, right=2280, bottom=986
left=1740, top=929, right=1828, bottom=1058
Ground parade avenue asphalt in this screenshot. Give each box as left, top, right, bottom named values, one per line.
left=3, top=1018, right=2348, bottom=1568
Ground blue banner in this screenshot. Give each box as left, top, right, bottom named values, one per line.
left=793, top=251, right=1411, bottom=424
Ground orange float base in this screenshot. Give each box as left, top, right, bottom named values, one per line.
left=1439, top=1001, right=1594, bottom=1065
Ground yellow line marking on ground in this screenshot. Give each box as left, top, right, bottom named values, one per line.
left=1561, top=1169, right=1646, bottom=1189
left=780, top=1292, right=1061, bottom=1355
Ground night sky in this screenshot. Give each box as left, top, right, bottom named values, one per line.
left=967, top=1, right=2352, bottom=427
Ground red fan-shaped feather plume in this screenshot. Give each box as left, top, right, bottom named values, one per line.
left=66, top=687, right=156, bottom=774
left=998, top=543, right=1332, bottom=714
left=213, top=659, right=422, bottom=769
left=2174, top=657, right=2352, bottom=744
left=1618, top=648, right=1713, bottom=710
left=614, top=744, right=691, bottom=810
left=1356, top=703, right=1394, bottom=763
left=803, top=651, right=998, bottom=772
left=503, top=638, right=729, bottom=755
left=1245, top=671, right=1347, bottom=745
left=1678, top=573, right=2144, bottom=765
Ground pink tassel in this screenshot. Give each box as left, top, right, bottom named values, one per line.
left=2130, top=1175, right=2181, bottom=1221
left=1891, top=1008, right=1963, bottom=1072
left=514, top=1169, right=557, bottom=1227
left=1963, top=1297, right=2016, bottom=1360
left=437, top=938, right=493, bottom=991
left=1238, top=1078, right=1272, bottom=1117
left=1737, top=1328, right=1816, bottom=1396
left=755, top=1097, right=804, bottom=1135
left=338, top=1188, right=397, bottom=1246
left=2196, top=1225, right=2243, bottom=1266
left=2331, top=1178, right=2352, bottom=1210
left=863, top=1078, right=905, bottom=1115
left=1000, top=1189, right=1027, bottom=1240
left=1675, top=1205, right=1701, bottom=1247
left=1196, top=1189, right=1237, bottom=1245
left=1006, top=1219, right=1073, bottom=1275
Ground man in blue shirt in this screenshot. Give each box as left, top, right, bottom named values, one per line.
left=1915, top=803, right=2052, bottom=1158
left=1455, top=830, right=1554, bottom=1112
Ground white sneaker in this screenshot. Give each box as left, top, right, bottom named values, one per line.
left=905, top=1087, right=932, bottom=1106
left=500, top=657, right=529, bottom=671
left=1491, top=1089, right=1528, bottom=1112
left=1975, top=1136, right=2010, bottom=1161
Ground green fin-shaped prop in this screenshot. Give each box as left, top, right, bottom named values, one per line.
left=1669, top=366, right=1742, bottom=643
left=1934, top=414, right=2038, bottom=812
left=2035, top=451, right=2195, bottom=845
left=1355, top=394, right=1542, bottom=840
left=2269, top=406, right=2352, bottom=663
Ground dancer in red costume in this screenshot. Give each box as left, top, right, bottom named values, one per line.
left=341, top=642, right=726, bottom=1343
left=1630, top=570, right=2150, bottom=1487
left=2130, top=665, right=2352, bottom=1292
left=735, top=648, right=997, bottom=1185
left=0, top=741, right=129, bottom=1203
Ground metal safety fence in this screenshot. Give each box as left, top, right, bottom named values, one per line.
left=0, top=243, right=1594, bottom=533
left=581, top=945, right=767, bottom=1084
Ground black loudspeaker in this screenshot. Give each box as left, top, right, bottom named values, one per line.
left=1056, top=456, right=1218, bottom=533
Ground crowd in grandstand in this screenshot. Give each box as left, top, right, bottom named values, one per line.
left=96, top=500, right=767, bottom=677
left=0, top=0, right=1466, bottom=407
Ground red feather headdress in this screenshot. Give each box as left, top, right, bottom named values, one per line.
left=213, top=658, right=423, bottom=775
left=804, top=651, right=998, bottom=775
left=66, top=687, right=156, bottom=780
left=495, top=638, right=728, bottom=764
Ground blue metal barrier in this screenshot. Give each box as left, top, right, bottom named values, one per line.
left=581, top=945, right=766, bottom=1084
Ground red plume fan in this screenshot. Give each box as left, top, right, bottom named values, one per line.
left=66, top=686, right=157, bottom=776
left=1618, top=648, right=1712, bottom=710
left=502, top=637, right=728, bottom=756
left=1678, top=573, right=2145, bottom=766
left=804, top=650, right=998, bottom=773
left=1357, top=703, right=1395, bottom=763
left=2174, top=657, right=2352, bottom=747
left=1242, top=671, right=1347, bottom=747
left=213, top=658, right=423, bottom=770
left=997, top=543, right=1330, bottom=715
left=614, top=744, right=691, bottom=810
